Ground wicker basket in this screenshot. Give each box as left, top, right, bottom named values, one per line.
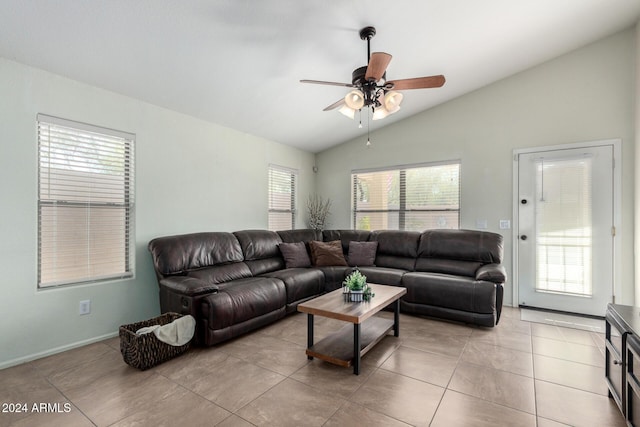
left=119, top=312, right=191, bottom=370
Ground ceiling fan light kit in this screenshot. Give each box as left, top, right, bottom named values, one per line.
left=301, top=25, right=445, bottom=123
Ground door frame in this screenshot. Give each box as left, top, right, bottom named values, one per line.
left=511, top=139, right=622, bottom=310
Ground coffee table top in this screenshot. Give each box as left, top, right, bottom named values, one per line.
left=297, top=284, right=406, bottom=324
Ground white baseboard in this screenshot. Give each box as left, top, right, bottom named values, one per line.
left=0, top=331, right=119, bottom=370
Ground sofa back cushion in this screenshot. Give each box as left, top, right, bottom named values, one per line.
left=187, top=263, right=253, bottom=285
left=277, top=229, right=322, bottom=243
left=233, top=230, right=285, bottom=275
left=323, top=229, right=371, bottom=254
left=309, top=240, right=348, bottom=266
left=415, top=229, right=504, bottom=277
left=148, top=232, right=245, bottom=276
left=370, top=230, right=420, bottom=271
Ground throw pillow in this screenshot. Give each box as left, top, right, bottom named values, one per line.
left=309, top=240, right=348, bottom=267
left=348, top=241, right=378, bottom=267
left=278, top=242, right=311, bottom=268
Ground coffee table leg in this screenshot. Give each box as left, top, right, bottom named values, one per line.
left=307, top=314, right=314, bottom=360
left=394, top=299, right=400, bottom=337
left=353, top=323, right=361, bottom=375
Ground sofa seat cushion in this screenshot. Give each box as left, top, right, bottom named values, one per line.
left=356, top=266, right=407, bottom=287
left=262, top=268, right=324, bottom=306
left=200, top=277, right=286, bottom=330
left=402, top=272, right=496, bottom=314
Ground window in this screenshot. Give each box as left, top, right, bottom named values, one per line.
left=351, top=161, right=460, bottom=231
left=38, top=114, right=135, bottom=288
left=268, top=164, right=297, bottom=231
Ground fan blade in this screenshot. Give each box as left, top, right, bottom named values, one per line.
left=323, top=98, right=345, bottom=111
left=300, top=79, right=355, bottom=88
left=365, top=52, right=392, bottom=81
left=387, top=75, right=446, bottom=90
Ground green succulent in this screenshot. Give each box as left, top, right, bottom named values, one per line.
left=343, top=269, right=367, bottom=291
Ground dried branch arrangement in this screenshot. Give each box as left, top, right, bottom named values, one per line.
left=307, top=194, right=332, bottom=231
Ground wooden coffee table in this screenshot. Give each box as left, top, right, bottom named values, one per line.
left=297, top=284, right=407, bottom=375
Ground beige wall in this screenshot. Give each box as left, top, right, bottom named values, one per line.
left=316, top=28, right=636, bottom=307
left=0, top=58, right=315, bottom=367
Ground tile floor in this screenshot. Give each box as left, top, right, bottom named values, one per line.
left=0, top=306, right=626, bottom=426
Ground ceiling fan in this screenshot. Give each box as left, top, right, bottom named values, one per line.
left=301, top=26, right=445, bottom=121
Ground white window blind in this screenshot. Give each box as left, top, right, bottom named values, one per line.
left=535, top=156, right=592, bottom=296
left=351, top=162, right=460, bottom=231
left=268, top=165, right=297, bottom=231
left=38, top=114, right=135, bottom=288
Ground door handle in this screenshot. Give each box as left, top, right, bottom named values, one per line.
left=520, top=235, right=527, bottom=241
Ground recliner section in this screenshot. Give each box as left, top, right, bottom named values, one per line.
left=148, top=228, right=506, bottom=346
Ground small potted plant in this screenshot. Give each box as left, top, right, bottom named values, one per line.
left=343, top=269, right=368, bottom=302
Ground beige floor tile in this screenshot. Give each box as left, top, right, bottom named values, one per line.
left=290, top=357, right=376, bottom=399
left=152, top=346, right=231, bottom=383
left=536, top=417, right=572, bottom=427
left=448, top=362, right=536, bottom=414
left=70, top=372, right=181, bottom=426
left=217, top=334, right=309, bottom=376
left=380, top=345, right=458, bottom=387
left=461, top=341, right=533, bottom=377
left=30, top=342, right=114, bottom=377
left=324, top=401, right=412, bottom=426
left=531, top=323, right=565, bottom=340
left=533, top=354, right=608, bottom=395
left=0, top=305, right=620, bottom=427
left=401, top=329, right=468, bottom=358
left=532, top=336, right=604, bottom=367
left=0, top=364, right=73, bottom=426
left=7, top=404, right=94, bottom=427
left=494, top=316, right=532, bottom=335
left=236, top=378, right=343, bottom=426
left=46, top=349, right=132, bottom=393
left=430, top=390, right=536, bottom=427
left=109, top=387, right=230, bottom=427
left=350, top=369, right=444, bottom=427
left=535, top=380, right=626, bottom=427
left=185, top=356, right=285, bottom=412
left=559, top=327, right=600, bottom=347
left=470, top=328, right=532, bottom=353
left=215, top=414, right=256, bottom=427
left=360, top=335, right=403, bottom=367
left=103, top=336, right=121, bottom=350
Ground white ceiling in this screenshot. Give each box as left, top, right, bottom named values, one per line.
left=1, top=1, right=639, bottom=153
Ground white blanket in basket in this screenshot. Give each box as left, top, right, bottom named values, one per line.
left=136, top=315, right=195, bottom=346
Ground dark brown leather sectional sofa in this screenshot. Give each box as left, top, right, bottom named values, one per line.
left=148, top=229, right=506, bottom=346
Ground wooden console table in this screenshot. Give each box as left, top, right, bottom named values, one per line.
left=606, top=303, right=640, bottom=425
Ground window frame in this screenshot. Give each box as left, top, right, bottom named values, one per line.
left=351, top=160, right=461, bottom=231
left=268, top=164, right=298, bottom=231
left=37, top=114, right=136, bottom=289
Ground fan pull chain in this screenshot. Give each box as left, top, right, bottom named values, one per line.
left=366, top=108, right=371, bottom=147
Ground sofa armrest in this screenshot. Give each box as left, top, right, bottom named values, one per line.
left=159, top=276, right=219, bottom=296
left=475, top=263, right=507, bottom=283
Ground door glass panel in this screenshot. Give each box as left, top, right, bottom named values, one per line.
left=534, top=156, right=592, bottom=296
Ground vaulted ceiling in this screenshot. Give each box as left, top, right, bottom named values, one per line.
left=1, top=1, right=639, bottom=153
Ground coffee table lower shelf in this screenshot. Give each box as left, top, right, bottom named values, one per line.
left=305, top=317, right=394, bottom=368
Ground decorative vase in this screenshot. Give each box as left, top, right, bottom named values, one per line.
left=349, top=289, right=364, bottom=302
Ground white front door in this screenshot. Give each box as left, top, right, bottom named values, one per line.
left=517, top=145, right=614, bottom=316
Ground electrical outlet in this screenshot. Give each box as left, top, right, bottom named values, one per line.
left=476, top=219, right=488, bottom=229
left=79, top=300, right=91, bottom=315
left=499, top=220, right=511, bottom=229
